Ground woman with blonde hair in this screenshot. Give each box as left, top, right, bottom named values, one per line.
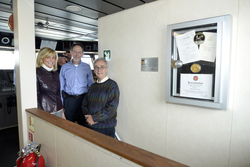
left=36, top=47, right=65, bottom=119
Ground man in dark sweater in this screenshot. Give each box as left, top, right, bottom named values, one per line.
left=82, top=58, right=120, bottom=138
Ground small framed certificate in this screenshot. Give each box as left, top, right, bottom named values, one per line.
left=180, top=74, right=213, bottom=99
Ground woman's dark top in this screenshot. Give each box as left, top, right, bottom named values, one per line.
left=36, top=67, right=63, bottom=113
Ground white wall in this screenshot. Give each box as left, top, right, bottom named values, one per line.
left=13, top=0, right=37, bottom=149
left=98, top=0, right=250, bottom=166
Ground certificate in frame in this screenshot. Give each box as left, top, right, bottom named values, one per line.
left=166, top=15, right=231, bottom=109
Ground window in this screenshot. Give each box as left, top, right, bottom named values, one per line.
left=0, top=51, right=15, bottom=70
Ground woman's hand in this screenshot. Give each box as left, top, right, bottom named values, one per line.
left=62, top=112, right=66, bottom=120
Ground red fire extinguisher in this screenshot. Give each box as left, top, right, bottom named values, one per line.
left=16, top=147, right=25, bottom=167
left=16, top=143, right=45, bottom=167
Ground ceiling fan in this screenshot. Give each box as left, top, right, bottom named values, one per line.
left=35, top=20, right=49, bottom=30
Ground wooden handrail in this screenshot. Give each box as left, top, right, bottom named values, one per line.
left=26, top=108, right=188, bottom=167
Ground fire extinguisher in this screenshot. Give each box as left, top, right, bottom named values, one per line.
left=16, top=143, right=45, bottom=167
left=16, top=147, right=26, bottom=167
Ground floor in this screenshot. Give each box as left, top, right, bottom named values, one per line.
left=0, top=126, right=19, bottom=167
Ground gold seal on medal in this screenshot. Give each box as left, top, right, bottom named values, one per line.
left=190, top=63, right=201, bottom=73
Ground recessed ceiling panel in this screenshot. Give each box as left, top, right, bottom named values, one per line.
left=143, top=0, right=156, bottom=3
left=0, top=0, right=157, bottom=42
left=64, top=0, right=123, bottom=14
left=35, top=0, right=106, bottom=19
left=104, top=0, right=143, bottom=9
left=35, top=3, right=98, bottom=26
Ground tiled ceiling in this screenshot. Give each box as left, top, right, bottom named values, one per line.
left=0, top=0, right=156, bottom=41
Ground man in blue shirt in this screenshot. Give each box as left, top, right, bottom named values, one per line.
left=60, top=43, right=94, bottom=126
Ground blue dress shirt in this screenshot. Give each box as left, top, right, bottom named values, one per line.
left=59, top=60, right=94, bottom=101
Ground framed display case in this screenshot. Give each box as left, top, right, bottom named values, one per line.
left=166, top=15, right=231, bottom=109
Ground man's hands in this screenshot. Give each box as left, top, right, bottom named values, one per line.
left=85, top=115, right=97, bottom=125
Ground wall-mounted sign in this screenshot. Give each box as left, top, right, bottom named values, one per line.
left=28, top=131, right=34, bottom=142
left=104, top=50, right=111, bottom=61
left=141, top=57, right=158, bottom=72
left=40, top=40, right=57, bottom=50
left=28, top=115, right=35, bottom=133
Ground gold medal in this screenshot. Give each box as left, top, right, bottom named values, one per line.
left=190, top=63, right=201, bottom=73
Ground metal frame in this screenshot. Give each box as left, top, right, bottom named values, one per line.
left=166, top=15, right=231, bottom=109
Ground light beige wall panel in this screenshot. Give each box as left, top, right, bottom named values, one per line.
left=121, top=1, right=169, bottom=156
left=166, top=104, right=232, bottom=167
left=98, top=0, right=248, bottom=166
left=14, top=0, right=37, bottom=149
left=98, top=12, right=125, bottom=140
left=229, top=0, right=250, bottom=166
left=75, top=138, right=141, bottom=167
left=56, top=128, right=110, bottom=167
left=29, top=115, right=147, bottom=167
left=169, top=0, right=238, bottom=24
left=165, top=0, right=239, bottom=166
left=109, top=155, right=142, bottom=167
left=32, top=117, right=56, bottom=167
left=77, top=136, right=142, bottom=167
left=109, top=157, right=132, bottom=167
left=98, top=12, right=124, bottom=81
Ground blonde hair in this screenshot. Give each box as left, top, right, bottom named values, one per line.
left=36, top=47, right=58, bottom=71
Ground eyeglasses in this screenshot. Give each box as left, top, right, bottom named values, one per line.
left=72, top=51, right=83, bottom=55
left=94, top=66, right=106, bottom=70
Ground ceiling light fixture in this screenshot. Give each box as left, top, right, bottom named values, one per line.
left=66, top=5, right=81, bottom=12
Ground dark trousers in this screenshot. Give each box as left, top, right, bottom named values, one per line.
left=64, top=96, right=86, bottom=126
left=89, top=127, right=115, bottom=138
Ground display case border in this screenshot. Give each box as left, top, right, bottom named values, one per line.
left=166, top=15, right=231, bottom=110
